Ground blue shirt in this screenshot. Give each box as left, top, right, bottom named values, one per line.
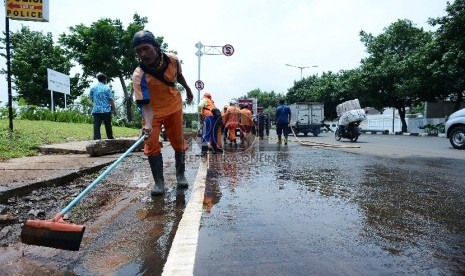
left=276, top=104, right=291, bottom=125
left=90, top=82, right=113, bottom=114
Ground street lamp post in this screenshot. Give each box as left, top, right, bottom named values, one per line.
left=285, top=64, right=318, bottom=80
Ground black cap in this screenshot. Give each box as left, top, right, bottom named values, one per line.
left=133, top=30, right=159, bottom=47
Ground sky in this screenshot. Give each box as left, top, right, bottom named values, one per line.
left=0, top=0, right=451, bottom=112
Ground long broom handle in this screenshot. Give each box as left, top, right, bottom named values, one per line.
left=58, top=135, right=145, bottom=216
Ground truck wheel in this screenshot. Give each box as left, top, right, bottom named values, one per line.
left=303, top=132, right=308, bottom=137
left=312, top=130, right=319, bottom=137
left=449, top=126, right=465, bottom=149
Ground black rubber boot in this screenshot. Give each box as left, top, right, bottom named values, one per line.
left=175, top=152, right=188, bottom=188
left=201, top=145, right=209, bottom=156
left=213, top=144, right=223, bottom=153
left=148, top=154, right=165, bottom=196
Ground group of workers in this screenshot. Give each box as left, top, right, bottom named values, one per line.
left=199, top=93, right=260, bottom=155
left=117, top=29, right=290, bottom=197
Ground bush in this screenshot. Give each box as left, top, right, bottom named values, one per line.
left=423, top=123, right=445, bottom=134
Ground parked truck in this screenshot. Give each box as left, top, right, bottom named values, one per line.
left=289, top=102, right=325, bottom=136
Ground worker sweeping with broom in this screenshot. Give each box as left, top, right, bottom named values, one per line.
left=20, top=30, right=194, bottom=251
left=132, top=30, right=194, bottom=196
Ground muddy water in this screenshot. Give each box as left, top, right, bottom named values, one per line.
left=0, top=150, right=198, bottom=276
left=1, top=140, right=464, bottom=275
left=195, top=142, right=465, bottom=275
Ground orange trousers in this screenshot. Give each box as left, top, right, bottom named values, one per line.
left=143, top=109, right=188, bottom=157
left=226, top=122, right=238, bottom=141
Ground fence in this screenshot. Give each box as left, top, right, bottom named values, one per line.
left=359, top=116, right=445, bottom=134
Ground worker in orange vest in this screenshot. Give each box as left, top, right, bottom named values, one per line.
left=239, top=103, right=253, bottom=144
left=199, top=92, right=222, bottom=154
left=224, top=100, right=240, bottom=147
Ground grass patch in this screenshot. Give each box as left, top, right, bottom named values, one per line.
left=0, top=119, right=139, bottom=161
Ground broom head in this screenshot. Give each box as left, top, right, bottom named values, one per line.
left=21, top=219, right=85, bottom=251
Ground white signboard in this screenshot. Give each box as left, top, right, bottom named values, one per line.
left=47, top=68, right=70, bottom=95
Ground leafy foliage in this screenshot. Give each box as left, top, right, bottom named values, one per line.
left=58, top=14, right=170, bottom=122
left=0, top=26, right=84, bottom=108
left=357, top=20, right=433, bottom=131
left=428, top=0, right=465, bottom=111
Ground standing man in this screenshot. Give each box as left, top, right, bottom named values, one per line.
left=198, top=92, right=222, bottom=155
left=257, top=110, right=265, bottom=139
left=90, top=73, right=116, bottom=140
left=239, top=103, right=253, bottom=144
left=275, top=99, right=291, bottom=145
left=221, top=105, right=228, bottom=145
left=132, top=30, right=194, bottom=196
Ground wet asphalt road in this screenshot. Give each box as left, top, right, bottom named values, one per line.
left=194, top=135, right=465, bottom=275
left=1, top=134, right=464, bottom=275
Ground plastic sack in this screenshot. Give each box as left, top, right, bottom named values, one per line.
left=338, top=109, right=367, bottom=125
left=336, top=99, right=361, bottom=116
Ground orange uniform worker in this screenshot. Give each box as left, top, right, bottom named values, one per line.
left=132, top=30, right=193, bottom=196
left=198, top=92, right=222, bottom=154
left=224, top=100, right=240, bottom=146
left=239, top=103, right=253, bottom=143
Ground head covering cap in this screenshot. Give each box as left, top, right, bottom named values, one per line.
left=133, top=30, right=159, bottom=47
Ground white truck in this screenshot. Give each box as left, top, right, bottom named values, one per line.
left=289, top=102, right=325, bottom=137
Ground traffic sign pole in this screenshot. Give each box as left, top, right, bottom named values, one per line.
left=5, top=17, right=13, bottom=131
left=195, top=42, right=234, bottom=127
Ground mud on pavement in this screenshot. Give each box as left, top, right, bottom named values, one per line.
left=0, top=148, right=199, bottom=276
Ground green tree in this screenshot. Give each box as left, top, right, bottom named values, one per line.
left=0, top=26, right=82, bottom=108
left=244, top=88, right=284, bottom=109
left=59, top=14, right=169, bottom=122
left=359, top=19, right=433, bottom=132
left=286, top=74, right=320, bottom=104
left=428, top=0, right=465, bottom=111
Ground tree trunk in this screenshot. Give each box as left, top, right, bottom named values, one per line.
left=118, top=75, right=133, bottom=123
left=398, top=105, right=408, bottom=133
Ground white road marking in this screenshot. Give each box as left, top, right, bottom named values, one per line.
left=162, top=159, right=207, bottom=276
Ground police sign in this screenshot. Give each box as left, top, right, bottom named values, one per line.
left=5, top=0, right=49, bottom=22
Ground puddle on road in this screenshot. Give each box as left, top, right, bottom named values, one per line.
left=196, top=145, right=465, bottom=275
left=2, top=144, right=464, bottom=275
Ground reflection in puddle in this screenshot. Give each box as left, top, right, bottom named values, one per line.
left=197, top=145, right=465, bottom=275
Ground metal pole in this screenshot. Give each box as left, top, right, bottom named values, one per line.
left=50, top=90, right=54, bottom=112
left=392, top=108, right=395, bottom=133
left=196, top=42, right=202, bottom=125
left=6, top=16, right=13, bottom=131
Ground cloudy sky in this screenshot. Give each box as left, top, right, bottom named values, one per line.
left=0, top=0, right=450, bottom=111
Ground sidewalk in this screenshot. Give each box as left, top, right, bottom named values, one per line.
left=0, top=139, right=140, bottom=202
